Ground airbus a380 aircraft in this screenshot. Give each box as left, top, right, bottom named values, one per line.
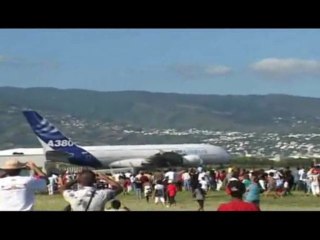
left=22, top=110, right=231, bottom=169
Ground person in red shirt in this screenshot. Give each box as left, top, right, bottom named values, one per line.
left=217, top=180, right=260, bottom=211
left=140, top=173, right=149, bottom=184
left=123, top=177, right=131, bottom=195
left=167, top=180, right=177, bottom=207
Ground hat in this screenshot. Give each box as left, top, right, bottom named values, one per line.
left=227, top=180, right=245, bottom=194
left=1, top=159, right=26, bottom=170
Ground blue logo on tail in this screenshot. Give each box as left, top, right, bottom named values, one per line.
left=23, top=110, right=102, bottom=168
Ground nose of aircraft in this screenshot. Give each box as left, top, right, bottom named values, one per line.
left=208, top=144, right=231, bottom=164
left=222, top=149, right=231, bottom=163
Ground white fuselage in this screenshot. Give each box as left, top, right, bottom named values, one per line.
left=0, top=144, right=230, bottom=168
left=81, top=143, right=230, bottom=167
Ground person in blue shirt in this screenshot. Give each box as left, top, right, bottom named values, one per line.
left=245, top=174, right=262, bottom=208
left=242, top=174, right=252, bottom=189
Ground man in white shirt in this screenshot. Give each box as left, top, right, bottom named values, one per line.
left=0, top=159, right=48, bottom=211
left=125, top=172, right=131, bottom=179
left=199, top=177, right=208, bottom=192
left=181, top=171, right=191, bottom=191
left=153, top=180, right=165, bottom=206
left=60, top=170, right=123, bottom=211
left=198, top=171, right=206, bottom=181
left=164, top=169, right=175, bottom=182
left=298, top=168, right=307, bottom=192
left=48, top=174, right=58, bottom=195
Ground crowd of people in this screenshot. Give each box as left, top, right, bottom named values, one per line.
left=0, top=158, right=320, bottom=211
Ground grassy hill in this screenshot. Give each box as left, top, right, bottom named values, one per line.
left=1, top=87, right=320, bottom=148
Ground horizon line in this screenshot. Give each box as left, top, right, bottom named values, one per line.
left=0, top=85, right=317, bottom=99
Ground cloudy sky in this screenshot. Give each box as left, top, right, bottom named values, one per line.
left=1, top=29, right=320, bottom=97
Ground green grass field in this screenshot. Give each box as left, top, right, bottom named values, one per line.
left=34, top=190, right=320, bottom=211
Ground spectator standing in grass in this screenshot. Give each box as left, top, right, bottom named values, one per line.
left=245, top=175, right=262, bottom=208
left=153, top=180, right=166, bottom=206
left=0, top=160, right=47, bottom=211
left=167, top=180, right=177, bottom=207
left=194, top=183, right=206, bottom=211
left=217, top=180, right=260, bottom=211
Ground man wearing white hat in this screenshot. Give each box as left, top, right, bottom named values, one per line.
left=0, top=159, right=47, bottom=211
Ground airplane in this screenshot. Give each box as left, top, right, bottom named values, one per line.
left=22, top=110, right=231, bottom=169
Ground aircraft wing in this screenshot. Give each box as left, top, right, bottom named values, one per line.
left=44, top=149, right=200, bottom=168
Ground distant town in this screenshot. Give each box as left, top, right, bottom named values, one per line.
left=47, top=114, right=320, bottom=161
left=122, top=129, right=320, bottom=161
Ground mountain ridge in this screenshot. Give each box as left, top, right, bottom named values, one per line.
left=1, top=86, right=316, bottom=98
left=0, top=87, right=320, bottom=148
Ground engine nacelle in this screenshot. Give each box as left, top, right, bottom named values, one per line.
left=183, top=155, right=203, bottom=166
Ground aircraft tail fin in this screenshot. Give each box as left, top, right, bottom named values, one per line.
left=22, top=110, right=76, bottom=152
left=23, top=110, right=102, bottom=168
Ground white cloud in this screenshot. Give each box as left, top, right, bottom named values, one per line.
left=171, top=64, right=232, bottom=80
left=205, top=65, right=231, bottom=75
left=251, top=58, right=320, bottom=76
